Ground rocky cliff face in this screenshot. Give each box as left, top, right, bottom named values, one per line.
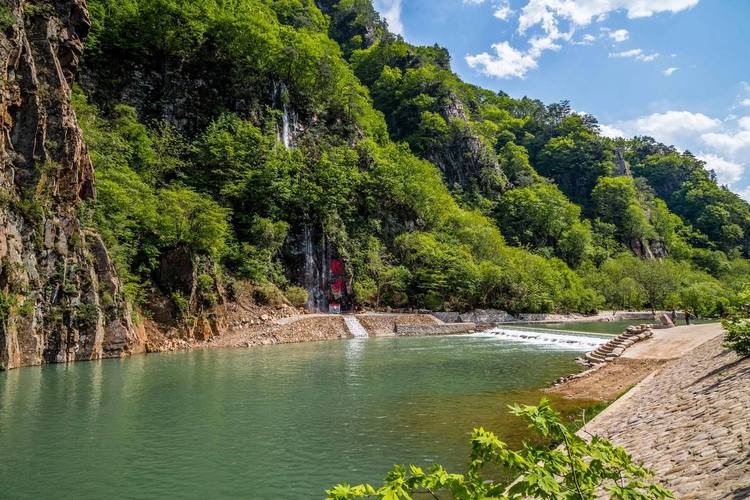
left=0, top=0, right=144, bottom=369
left=427, top=95, right=507, bottom=194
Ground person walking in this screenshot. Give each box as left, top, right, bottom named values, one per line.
left=671, top=309, right=677, bottom=324
left=684, top=309, right=691, bottom=325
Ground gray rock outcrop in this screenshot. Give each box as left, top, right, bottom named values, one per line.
left=0, top=0, right=143, bottom=369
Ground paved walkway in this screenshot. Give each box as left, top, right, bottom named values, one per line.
left=582, top=334, right=750, bottom=498
left=622, top=323, right=723, bottom=360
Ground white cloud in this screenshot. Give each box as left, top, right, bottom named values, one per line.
left=632, top=111, right=719, bottom=137
left=605, top=110, right=718, bottom=146
left=698, top=154, right=745, bottom=185
left=465, top=42, right=539, bottom=79
left=600, top=124, right=626, bottom=138
left=493, top=1, right=514, bottom=20
left=609, top=48, right=640, bottom=58
left=609, top=48, right=659, bottom=62
left=741, top=99, right=750, bottom=107
left=738, top=186, right=750, bottom=202
left=374, top=0, right=404, bottom=35
left=607, top=108, right=750, bottom=194
left=608, top=29, right=629, bottom=42
left=663, top=66, right=679, bottom=76
left=466, top=0, right=696, bottom=80
left=701, top=130, right=750, bottom=155
left=529, top=34, right=563, bottom=56
left=572, top=33, right=598, bottom=45
left=518, top=0, right=700, bottom=33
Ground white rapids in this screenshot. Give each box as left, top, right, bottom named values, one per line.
left=478, top=327, right=608, bottom=350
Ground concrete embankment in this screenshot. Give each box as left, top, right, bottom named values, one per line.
left=356, top=313, right=444, bottom=336
left=432, top=309, right=667, bottom=326
left=572, top=324, right=749, bottom=498
left=208, top=314, right=350, bottom=348
left=395, top=323, right=476, bottom=335
left=209, top=312, right=455, bottom=347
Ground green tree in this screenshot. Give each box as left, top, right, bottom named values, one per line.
left=592, top=177, right=652, bottom=244
left=496, top=184, right=582, bottom=253
left=722, top=316, right=750, bottom=357
left=327, top=400, right=671, bottom=499
left=679, top=282, right=731, bottom=318
left=631, top=260, right=681, bottom=313
left=498, top=142, right=537, bottom=188
left=535, top=116, right=614, bottom=205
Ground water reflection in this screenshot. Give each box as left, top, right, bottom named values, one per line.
left=0, top=334, right=595, bottom=499
left=344, top=338, right=367, bottom=372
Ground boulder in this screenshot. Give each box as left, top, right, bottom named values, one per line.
left=659, top=313, right=676, bottom=328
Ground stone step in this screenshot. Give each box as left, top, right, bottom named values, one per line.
left=586, top=352, right=605, bottom=362
left=586, top=326, right=653, bottom=365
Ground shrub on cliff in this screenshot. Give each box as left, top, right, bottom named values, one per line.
left=285, top=286, right=309, bottom=309
left=327, top=399, right=672, bottom=499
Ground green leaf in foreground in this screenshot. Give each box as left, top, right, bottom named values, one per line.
left=326, top=399, right=673, bottom=500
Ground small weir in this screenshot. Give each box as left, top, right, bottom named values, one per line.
left=343, top=315, right=369, bottom=338
left=483, top=327, right=607, bottom=350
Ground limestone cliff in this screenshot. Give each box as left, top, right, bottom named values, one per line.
left=0, top=0, right=143, bottom=369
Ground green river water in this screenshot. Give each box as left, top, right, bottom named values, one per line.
left=0, top=333, right=600, bottom=499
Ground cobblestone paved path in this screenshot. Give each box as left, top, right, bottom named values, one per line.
left=582, top=335, right=750, bottom=498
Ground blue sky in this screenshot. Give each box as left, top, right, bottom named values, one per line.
left=372, top=0, right=750, bottom=199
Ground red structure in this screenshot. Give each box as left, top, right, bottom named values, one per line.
left=328, top=258, right=347, bottom=313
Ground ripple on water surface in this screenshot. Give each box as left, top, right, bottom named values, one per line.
left=0, top=334, right=598, bottom=499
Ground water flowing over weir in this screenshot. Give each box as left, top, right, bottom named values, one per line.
left=479, top=327, right=608, bottom=350
left=344, top=315, right=369, bottom=338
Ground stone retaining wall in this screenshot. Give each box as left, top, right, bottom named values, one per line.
left=432, top=310, right=664, bottom=325
left=356, top=314, right=440, bottom=336
left=395, top=323, right=476, bottom=336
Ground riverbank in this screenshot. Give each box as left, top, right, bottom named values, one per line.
left=547, top=322, right=749, bottom=498
left=144, top=308, right=685, bottom=360
left=580, top=332, right=749, bottom=498
left=549, top=323, right=723, bottom=400
left=183, top=312, right=447, bottom=350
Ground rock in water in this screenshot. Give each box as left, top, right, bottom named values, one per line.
left=0, top=1, right=144, bottom=369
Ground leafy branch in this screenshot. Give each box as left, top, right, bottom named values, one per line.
left=326, top=399, right=673, bottom=500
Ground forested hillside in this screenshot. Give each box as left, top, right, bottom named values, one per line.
left=70, top=0, right=750, bottom=323
left=3, top=0, right=746, bottom=363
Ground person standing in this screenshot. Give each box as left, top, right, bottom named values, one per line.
left=684, top=310, right=691, bottom=325
left=671, top=309, right=677, bottom=324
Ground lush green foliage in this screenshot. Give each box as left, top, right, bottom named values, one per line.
left=722, top=316, right=750, bottom=357
left=721, top=287, right=750, bottom=356
left=326, top=400, right=672, bottom=499
left=74, top=90, right=229, bottom=303
left=77, top=0, right=750, bottom=317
